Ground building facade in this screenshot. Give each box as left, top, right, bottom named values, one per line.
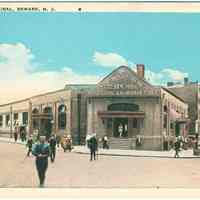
left=167, top=79, right=200, bottom=136
left=0, top=65, right=188, bottom=150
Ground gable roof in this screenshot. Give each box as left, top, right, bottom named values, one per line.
left=98, top=65, right=153, bottom=88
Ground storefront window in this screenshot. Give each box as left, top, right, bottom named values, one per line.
left=58, top=105, right=66, bottom=129
left=133, top=118, right=138, bottom=128
left=0, top=115, right=2, bottom=127
left=6, top=114, right=10, bottom=127
left=22, top=112, right=28, bottom=125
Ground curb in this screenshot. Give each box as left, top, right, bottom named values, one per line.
left=1, top=138, right=200, bottom=159
left=74, top=151, right=200, bottom=159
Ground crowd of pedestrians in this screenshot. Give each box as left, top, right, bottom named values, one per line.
left=9, top=125, right=199, bottom=187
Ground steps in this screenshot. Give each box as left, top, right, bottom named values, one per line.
left=108, top=137, right=136, bottom=150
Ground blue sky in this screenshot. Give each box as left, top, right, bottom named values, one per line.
left=0, top=12, right=199, bottom=103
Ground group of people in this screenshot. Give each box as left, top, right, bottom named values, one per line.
left=14, top=124, right=27, bottom=142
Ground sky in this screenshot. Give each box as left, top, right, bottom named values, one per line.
left=0, top=12, right=199, bottom=104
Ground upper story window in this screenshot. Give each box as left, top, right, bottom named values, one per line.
left=108, top=103, right=139, bottom=112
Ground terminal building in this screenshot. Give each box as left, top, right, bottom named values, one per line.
left=0, top=65, right=189, bottom=150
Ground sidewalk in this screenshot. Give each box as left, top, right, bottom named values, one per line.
left=0, top=137, right=199, bottom=158
left=73, top=145, right=200, bottom=159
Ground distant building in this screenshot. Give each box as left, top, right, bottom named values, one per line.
left=167, top=79, right=200, bottom=135
left=0, top=65, right=188, bottom=150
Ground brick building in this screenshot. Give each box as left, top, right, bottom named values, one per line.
left=167, top=79, right=200, bottom=136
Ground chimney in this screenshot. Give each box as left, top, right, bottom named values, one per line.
left=136, top=64, right=145, bottom=79
left=184, top=77, right=189, bottom=86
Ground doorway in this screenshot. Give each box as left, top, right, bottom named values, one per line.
left=113, top=118, right=128, bottom=138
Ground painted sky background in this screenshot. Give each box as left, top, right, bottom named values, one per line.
left=0, top=12, right=199, bottom=104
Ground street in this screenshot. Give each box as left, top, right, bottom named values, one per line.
left=1, top=142, right=200, bottom=188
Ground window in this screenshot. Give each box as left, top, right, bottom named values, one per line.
left=0, top=115, right=2, bottom=127
left=32, top=108, right=39, bottom=129
left=14, top=113, right=18, bottom=120
left=170, top=122, right=174, bottom=129
left=107, top=118, right=112, bottom=129
left=163, top=115, right=167, bottom=129
left=13, top=113, right=18, bottom=125
left=108, top=103, right=139, bottom=112
left=22, top=112, right=28, bottom=125
left=164, top=105, right=168, bottom=112
left=6, top=115, right=10, bottom=126
left=58, top=105, right=66, bottom=129
left=133, top=118, right=138, bottom=128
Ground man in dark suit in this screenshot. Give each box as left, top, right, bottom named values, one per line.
left=32, top=136, right=50, bottom=187
left=174, top=138, right=181, bottom=158
left=49, top=135, right=57, bottom=162
left=88, top=134, right=98, bottom=161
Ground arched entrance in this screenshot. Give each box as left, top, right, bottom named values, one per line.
left=98, top=103, right=144, bottom=138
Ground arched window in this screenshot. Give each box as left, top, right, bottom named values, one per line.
left=32, top=108, right=39, bottom=114
left=43, top=107, right=52, bottom=114
left=32, top=108, right=39, bottom=129
left=58, top=105, right=66, bottom=129
left=108, top=103, right=139, bottom=112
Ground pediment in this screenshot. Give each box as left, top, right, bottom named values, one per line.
left=96, top=66, right=159, bottom=96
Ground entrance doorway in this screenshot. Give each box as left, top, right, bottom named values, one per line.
left=113, top=118, right=128, bottom=138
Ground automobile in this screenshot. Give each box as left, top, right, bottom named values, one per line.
left=61, top=135, right=72, bottom=152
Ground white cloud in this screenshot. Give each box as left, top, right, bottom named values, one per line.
left=0, top=44, right=189, bottom=104
left=0, top=43, right=101, bottom=104
left=162, top=68, right=188, bottom=82
left=145, top=68, right=188, bottom=85
left=93, top=51, right=128, bottom=68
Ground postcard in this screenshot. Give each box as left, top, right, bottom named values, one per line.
left=0, top=1, right=200, bottom=198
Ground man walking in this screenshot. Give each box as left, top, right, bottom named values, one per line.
left=88, top=134, right=98, bottom=161
left=49, top=135, right=57, bottom=162
left=32, top=136, right=50, bottom=187
left=26, top=135, right=33, bottom=157
left=174, top=138, right=181, bottom=158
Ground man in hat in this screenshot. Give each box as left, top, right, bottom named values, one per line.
left=174, top=137, right=181, bottom=158
left=32, top=136, right=50, bottom=187
left=26, top=135, right=33, bottom=157
left=88, top=134, right=98, bottom=161
left=49, top=135, right=57, bottom=162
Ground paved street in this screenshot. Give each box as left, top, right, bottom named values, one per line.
left=1, top=142, right=200, bottom=188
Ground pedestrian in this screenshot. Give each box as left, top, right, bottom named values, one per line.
left=56, top=135, right=61, bottom=148
left=174, top=138, right=181, bottom=158
left=102, top=135, right=109, bottom=149
left=14, top=126, right=18, bottom=142
left=88, top=134, right=98, bottom=161
left=66, top=135, right=72, bottom=152
left=49, top=135, right=57, bottom=162
left=26, top=135, right=33, bottom=157
left=32, top=136, right=50, bottom=187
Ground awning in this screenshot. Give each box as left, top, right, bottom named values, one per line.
left=98, top=111, right=145, bottom=118
left=175, top=118, right=189, bottom=124
left=32, top=113, right=53, bottom=119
